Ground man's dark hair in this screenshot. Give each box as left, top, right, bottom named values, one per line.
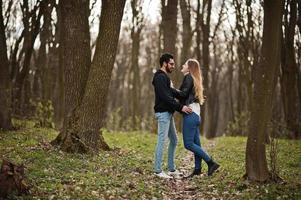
left=159, top=53, right=174, bottom=67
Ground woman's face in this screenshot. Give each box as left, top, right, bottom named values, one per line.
left=181, top=62, right=189, bottom=74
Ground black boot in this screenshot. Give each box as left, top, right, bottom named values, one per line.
left=185, top=168, right=202, bottom=179
left=207, top=160, right=220, bottom=176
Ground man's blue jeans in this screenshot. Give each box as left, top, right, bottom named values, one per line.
left=182, top=112, right=211, bottom=170
left=154, top=112, right=178, bottom=173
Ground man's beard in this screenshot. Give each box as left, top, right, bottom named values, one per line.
left=166, top=66, right=173, bottom=73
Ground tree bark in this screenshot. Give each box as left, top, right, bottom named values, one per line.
left=161, top=0, right=179, bottom=84
left=162, top=0, right=178, bottom=57
left=51, top=0, right=91, bottom=144
left=280, top=0, right=301, bottom=139
left=0, top=0, right=13, bottom=130
left=53, top=0, right=126, bottom=153
left=246, top=0, right=283, bottom=182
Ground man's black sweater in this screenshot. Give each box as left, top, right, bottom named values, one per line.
left=152, top=69, right=183, bottom=113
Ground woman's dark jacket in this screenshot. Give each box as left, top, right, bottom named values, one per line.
left=172, top=73, right=199, bottom=105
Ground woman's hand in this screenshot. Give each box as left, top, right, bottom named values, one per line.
left=170, top=80, right=174, bottom=88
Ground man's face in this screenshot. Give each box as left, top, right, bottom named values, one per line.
left=165, top=59, right=175, bottom=73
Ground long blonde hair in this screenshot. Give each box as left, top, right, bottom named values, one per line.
left=187, top=59, right=205, bottom=105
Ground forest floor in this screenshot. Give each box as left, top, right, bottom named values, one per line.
left=0, top=120, right=300, bottom=200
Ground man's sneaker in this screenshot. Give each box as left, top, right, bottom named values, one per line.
left=167, top=170, right=182, bottom=178
left=154, top=171, right=172, bottom=179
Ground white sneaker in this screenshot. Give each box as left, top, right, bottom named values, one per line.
left=154, top=171, right=172, bottom=179
left=167, top=170, right=182, bottom=178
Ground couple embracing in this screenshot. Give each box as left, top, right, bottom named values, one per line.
left=152, top=53, right=219, bottom=179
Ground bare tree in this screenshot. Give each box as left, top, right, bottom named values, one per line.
left=13, top=0, right=42, bottom=115
left=161, top=0, right=180, bottom=84
left=130, top=0, right=144, bottom=130
left=246, top=0, right=283, bottom=182
left=52, top=0, right=126, bottom=153
left=51, top=0, right=91, bottom=144
left=206, top=0, right=225, bottom=138
left=0, top=0, right=13, bottom=130
left=281, top=0, right=301, bottom=139
left=180, top=0, right=192, bottom=64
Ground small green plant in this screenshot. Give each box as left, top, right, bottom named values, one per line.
left=34, top=100, right=54, bottom=128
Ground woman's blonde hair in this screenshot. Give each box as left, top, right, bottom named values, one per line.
left=187, top=59, right=205, bottom=105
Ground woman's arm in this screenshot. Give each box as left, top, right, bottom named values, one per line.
left=174, top=74, right=193, bottom=99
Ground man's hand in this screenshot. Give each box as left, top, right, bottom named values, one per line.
left=181, top=105, right=192, bottom=114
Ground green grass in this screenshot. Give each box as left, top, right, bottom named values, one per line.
left=0, top=120, right=300, bottom=199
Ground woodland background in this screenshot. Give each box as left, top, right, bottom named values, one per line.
left=0, top=0, right=301, bottom=198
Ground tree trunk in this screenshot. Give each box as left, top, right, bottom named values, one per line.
left=51, top=0, right=91, bottom=144
left=195, top=0, right=202, bottom=63
left=162, top=0, right=178, bottom=57
left=201, top=0, right=212, bottom=136
left=246, top=0, right=283, bottom=182
left=52, top=1, right=64, bottom=128
left=205, top=0, right=225, bottom=138
left=180, top=0, right=192, bottom=64
left=161, top=0, right=179, bottom=83
left=280, top=0, right=301, bottom=139
left=161, top=0, right=182, bottom=131
left=40, top=0, right=54, bottom=101
left=130, top=0, right=143, bottom=130
left=206, top=44, right=220, bottom=138
left=233, top=0, right=261, bottom=136
left=53, top=0, right=126, bottom=153
left=0, top=0, right=13, bottom=130
left=14, top=1, right=42, bottom=115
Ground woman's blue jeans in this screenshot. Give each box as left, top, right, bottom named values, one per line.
left=182, top=112, right=211, bottom=170
left=154, top=112, right=178, bottom=173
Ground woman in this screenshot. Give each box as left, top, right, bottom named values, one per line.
left=172, top=59, right=220, bottom=178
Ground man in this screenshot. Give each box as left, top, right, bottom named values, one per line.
left=152, top=53, right=192, bottom=178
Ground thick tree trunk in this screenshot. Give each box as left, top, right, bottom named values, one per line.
left=51, top=0, right=91, bottom=144
left=0, top=0, right=13, bottom=130
left=162, top=0, right=178, bottom=57
left=161, top=0, right=182, bottom=131
left=161, top=0, right=179, bottom=83
left=246, top=0, right=283, bottom=182
left=54, top=0, right=126, bottom=153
